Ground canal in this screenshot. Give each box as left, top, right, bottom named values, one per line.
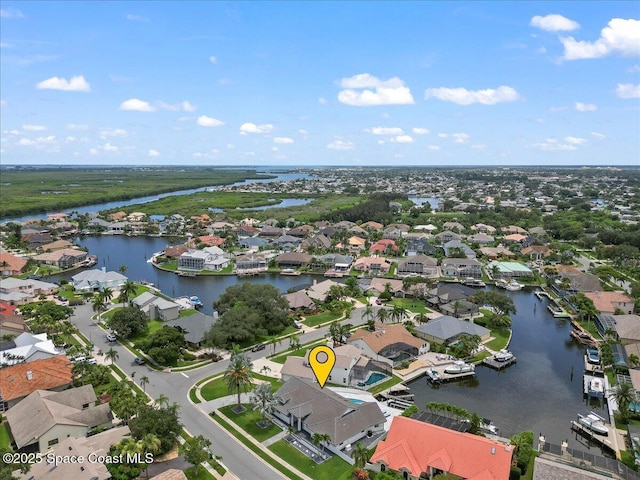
left=408, top=288, right=604, bottom=445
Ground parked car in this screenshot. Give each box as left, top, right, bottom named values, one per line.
left=134, top=357, right=146, bottom=365
left=106, top=333, right=117, bottom=342
left=251, top=343, right=266, bottom=352
left=293, top=320, right=303, bottom=329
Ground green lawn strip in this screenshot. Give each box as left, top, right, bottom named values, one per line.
left=183, top=465, right=216, bottom=480
left=189, top=388, right=201, bottom=404
left=271, top=341, right=325, bottom=364
left=179, top=309, right=199, bottom=318
left=212, top=415, right=304, bottom=480
left=0, top=423, right=12, bottom=450
left=218, top=405, right=281, bottom=442
left=208, top=459, right=227, bottom=476
left=389, top=298, right=430, bottom=314
left=521, top=452, right=538, bottom=480
left=74, top=330, right=93, bottom=347
left=485, top=329, right=511, bottom=351
left=200, top=377, right=232, bottom=401
left=303, top=311, right=341, bottom=327
left=367, top=375, right=403, bottom=395
left=253, top=373, right=284, bottom=390
left=268, top=440, right=352, bottom=480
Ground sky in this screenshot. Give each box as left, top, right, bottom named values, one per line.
left=1, top=1, right=639, bottom=167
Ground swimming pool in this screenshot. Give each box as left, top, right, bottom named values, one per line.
left=349, top=398, right=365, bottom=404
left=357, top=372, right=388, bottom=387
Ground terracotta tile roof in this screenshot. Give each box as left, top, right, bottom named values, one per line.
left=0, top=355, right=73, bottom=402
left=348, top=323, right=424, bottom=354
left=585, top=291, right=634, bottom=314
left=371, top=416, right=513, bottom=480
left=0, top=253, right=27, bottom=273
left=39, top=239, right=74, bottom=251
left=198, top=235, right=225, bottom=247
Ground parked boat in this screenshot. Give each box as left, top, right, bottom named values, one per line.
left=586, top=348, right=601, bottom=365
left=281, top=268, right=301, bottom=276
left=426, top=370, right=441, bottom=383
left=505, top=279, right=524, bottom=291
left=189, top=296, right=203, bottom=308
left=463, top=277, right=486, bottom=287
left=480, top=418, right=499, bottom=435
left=588, top=378, right=605, bottom=399
left=577, top=412, right=608, bottom=436
left=494, top=349, right=514, bottom=362
left=444, top=361, right=475, bottom=374
left=548, top=304, right=570, bottom=318
left=495, top=279, right=508, bottom=289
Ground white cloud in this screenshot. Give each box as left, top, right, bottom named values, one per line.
left=22, top=124, right=47, bottom=131
left=99, top=128, right=128, bottom=139
left=472, top=144, right=486, bottom=150
left=392, top=135, right=414, bottom=144
left=327, top=139, right=355, bottom=150
left=119, top=98, right=155, bottom=112
left=338, top=73, right=414, bottom=106
left=561, top=18, right=640, bottom=60
left=272, top=147, right=279, bottom=152
left=102, top=143, right=119, bottom=152
left=209, top=56, right=217, bottom=64
left=148, top=149, right=160, bottom=157
left=575, top=102, right=597, bottom=112
left=274, top=137, right=294, bottom=144
left=65, top=136, right=76, bottom=143
left=616, top=83, right=640, bottom=99
left=89, top=148, right=99, bottom=155
left=628, top=65, right=640, bottom=73
left=0, top=8, right=24, bottom=18
left=36, top=75, right=91, bottom=92
left=437, top=133, right=449, bottom=138
left=17, top=138, right=35, bottom=146
left=36, top=135, right=55, bottom=144
left=66, top=124, right=89, bottom=131
left=298, top=129, right=309, bottom=135
left=197, top=115, right=225, bottom=127
left=0, top=99, right=6, bottom=107
left=530, top=14, right=579, bottom=32
left=318, top=97, right=327, bottom=104
left=425, top=86, right=520, bottom=105
left=377, top=140, right=386, bottom=145
left=240, top=122, right=274, bottom=134
left=530, top=138, right=578, bottom=151
left=564, top=136, right=586, bottom=145
left=412, top=128, right=430, bottom=135
left=591, top=132, right=606, bottom=139
left=125, top=14, right=149, bottom=22
left=427, top=145, right=441, bottom=151
left=452, top=133, right=470, bottom=144
left=367, top=127, right=404, bottom=136
left=549, top=106, right=568, bottom=112
left=158, top=101, right=197, bottom=112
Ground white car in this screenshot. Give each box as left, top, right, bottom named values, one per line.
left=106, top=333, right=117, bottom=342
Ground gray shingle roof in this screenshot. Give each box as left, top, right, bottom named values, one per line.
left=415, top=315, right=489, bottom=343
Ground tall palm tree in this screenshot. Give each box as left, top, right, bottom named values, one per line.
left=391, top=304, right=407, bottom=323
left=351, top=442, right=370, bottom=469
left=268, top=336, right=281, bottom=355
left=139, top=375, right=149, bottom=393
left=119, top=264, right=128, bottom=275
left=249, top=382, right=276, bottom=427
left=141, top=433, right=161, bottom=478
left=376, top=308, right=389, bottom=324
left=119, top=281, right=137, bottom=306
left=311, top=432, right=331, bottom=453
left=225, top=352, right=254, bottom=411
left=156, top=393, right=170, bottom=408
left=92, top=296, right=106, bottom=322
left=363, top=304, right=374, bottom=322
left=416, top=312, right=427, bottom=325
left=613, top=381, right=637, bottom=423
left=105, top=347, right=119, bottom=365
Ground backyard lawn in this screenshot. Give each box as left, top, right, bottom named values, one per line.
left=219, top=404, right=282, bottom=442
left=0, top=423, right=12, bottom=450
left=485, top=328, right=511, bottom=351
left=268, top=440, right=352, bottom=480
left=367, top=374, right=403, bottom=395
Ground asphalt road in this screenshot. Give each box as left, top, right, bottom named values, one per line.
left=68, top=303, right=377, bottom=479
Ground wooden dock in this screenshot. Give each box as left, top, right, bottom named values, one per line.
left=482, top=356, right=517, bottom=370
left=570, top=421, right=616, bottom=453
left=583, top=374, right=605, bottom=399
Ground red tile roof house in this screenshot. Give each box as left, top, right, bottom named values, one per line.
left=0, top=252, right=27, bottom=277
left=585, top=291, right=635, bottom=315
left=370, top=416, right=513, bottom=480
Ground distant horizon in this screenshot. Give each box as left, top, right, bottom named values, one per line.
left=2, top=2, right=638, bottom=166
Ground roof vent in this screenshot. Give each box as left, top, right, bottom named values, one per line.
left=26, top=370, right=33, bottom=380
left=491, top=447, right=496, bottom=455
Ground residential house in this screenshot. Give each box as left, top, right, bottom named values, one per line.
left=415, top=315, right=489, bottom=344
left=33, top=248, right=88, bottom=268
left=106, top=221, right=128, bottom=234
left=301, top=233, right=332, bottom=252
left=348, top=225, right=369, bottom=239
left=443, top=240, right=476, bottom=258
left=492, top=261, right=534, bottom=279
left=405, top=235, right=437, bottom=257
left=521, top=245, right=552, bottom=261
left=15, top=426, right=130, bottom=480
left=595, top=314, right=640, bottom=344
left=345, top=236, right=366, bottom=252
left=480, top=246, right=515, bottom=260
left=273, top=377, right=386, bottom=461
left=0, top=356, right=73, bottom=411
left=0, top=332, right=62, bottom=366
left=467, top=233, right=495, bottom=245
left=362, top=278, right=404, bottom=296
left=396, top=255, right=438, bottom=277
left=382, top=227, right=404, bottom=241
left=108, top=211, right=127, bottom=221
left=551, top=265, right=602, bottom=293
left=353, top=257, right=392, bottom=275
left=441, top=258, right=482, bottom=278
left=284, top=290, right=316, bottom=311
left=165, top=312, right=218, bottom=347
left=0, top=302, right=27, bottom=336
left=288, top=224, right=315, bottom=238
left=442, top=221, right=465, bottom=232
left=132, top=292, right=181, bottom=321
left=259, top=226, right=284, bottom=238
left=21, top=232, right=52, bottom=250
left=426, top=284, right=477, bottom=309
left=38, top=239, right=73, bottom=252
left=6, top=385, right=113, bottom=452
left=235, top=253, right=268, bottom=272
left=433, top=230, right=461, bottom=245
left=361, top=221, right=384, bottom=231
left=71, top=269, right=127, bottom=292
left=276, top=252, right=312, bottom=268
left=370, top=416, right=512, bottom=480
left=317, top=254, right=353, bottom=272
left=306, top=279, right=341, bottom=302
left=0, top=277, right=59, bottom=304
left=198, top=235, right=225, bottom=247
left=238, top=236, right=269, bottom=249
left=470, top=223, right=497, bottom=234
left=585, top=291, right=635, bottom=315
left=0, top=252, right=27, bottom=277
left=178, top=247, right=231, bottom=271
left=164, top=244, right=191, bottom=258
left=319, top=226, right=341, bottom=238
left=234, top=225, right=259, bottom=237
left=272, top=234, right=303, bottom=250
left=501, top=225, right=528, bottom=235
left=348, top=323, right=428, bottom=365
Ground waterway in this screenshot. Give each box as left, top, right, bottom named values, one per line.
left=408, top=288, right=603, bottom=446
left=58, top=235, right=316, bottom=316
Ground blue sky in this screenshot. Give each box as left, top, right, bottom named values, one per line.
left=1, top=1, right=639, bottom=166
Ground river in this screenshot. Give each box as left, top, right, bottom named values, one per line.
left=408, top=288, right=604, bottom=446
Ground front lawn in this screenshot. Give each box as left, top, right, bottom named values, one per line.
left=0, top=423, right=12, bottom=450
left=268, top=440, right=352, bottom=480
left=485, top=328, right=510, bottom=351
left=199, top=373, right=282, bottom=401
left=303, top=311, right=342, bottom=327
left=390, top=298, right=431, bottom=314
left=184, top=466, right=216, bottom=480
left=219, top=404, right=282, bottom=442
left=271, top=341, right=325, bottom=364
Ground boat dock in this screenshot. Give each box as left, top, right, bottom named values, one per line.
left=570, top=421, right=616, bottom=453
left=583, top=374, right=605, bottom=398
left=534, top=290, right=550, bottom=300
left=482, top=356, right=517, bottom=370
left=584, top=356, right=604, bottom=375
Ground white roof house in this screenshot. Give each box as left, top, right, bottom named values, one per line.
left=71, top=268, right=127, bottom=292
left=0, top=332, right=62, bottom=366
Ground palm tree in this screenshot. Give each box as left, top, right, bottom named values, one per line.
left=613, top=381, right=637, bottom=424
left=119, top=281, right=137, bottom=306
left=351, top=442, right=370, bottom=468
left=92, top=296, right=106, bottom=322
left=100, top=287, right=114, bottom=304
left=225, top=352, right=254, bottom=412
left=105, top=347, right=119, bottom=365
left=155, top=394, right=171, bottom=408
left=363, top=304, right=374, bottom=322
left=119, top=264, right=128, bottom=275
left=268, top=336, right=281, bottom=355
left=289, top=334, right=301, bottom=350
left=416, top=312, right=427, bottom=325
left=376, top=308, right=389, bottom=324
left=141, top=433, right=161, bottom=478
left=140, top=375, right=149, bottom=393
left=391, top=304, right=407, bottom=323
left=311, top=432, right=331, bottom=453
left=630, top=354, right=640, bottom=369
left=249, top=382, right=276, bottom=427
